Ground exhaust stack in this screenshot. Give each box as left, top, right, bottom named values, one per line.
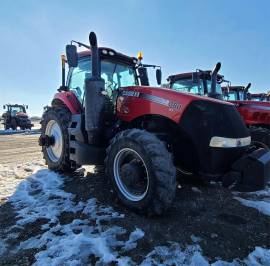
left=244, top=83, right=251, bottom=92
left=84, top=32, right=106, bottom=144
left=243, top=83, right=251, bottom=100
left=209, top=62, right=222, bottom=99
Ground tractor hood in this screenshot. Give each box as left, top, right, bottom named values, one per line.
left=117, top=85, right=233, bottom=124
left=232, top=100, right=270, bottom=111
left=117, top=85, right=250, bottom=178
left=231, top=100, right=270, bottom=126
left=16, top=112, right=28, bottom=118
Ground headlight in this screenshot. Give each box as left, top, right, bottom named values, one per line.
left=210, top=136, right=251, bottom=148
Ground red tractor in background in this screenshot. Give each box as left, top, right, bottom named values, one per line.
left=222, top=84, right=270, bottom=148
left=250, top=93, right=270, bottom=102
left=39, top=32, right=270, bottom=215
left=167, top=72, right=270, bottom=148
left=1, top=104, right=33, bottom=130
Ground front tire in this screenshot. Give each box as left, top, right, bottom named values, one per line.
left=40, top=107, right=76, bottom=172
left=105, top=129, right=176, bottom=215
left=249, top=126, right=270, bottom=149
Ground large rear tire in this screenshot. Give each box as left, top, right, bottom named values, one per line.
left=105, top=129, right=176, bottom=215
left=249, top=126, right=270, bottom=149
left=40, top=107, right=77, bottom=172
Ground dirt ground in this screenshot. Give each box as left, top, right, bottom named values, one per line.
left=0, top=134, right=41, bottom=165
left=0, top=134, right=269, bottom=265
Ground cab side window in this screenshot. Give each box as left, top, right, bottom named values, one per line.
left=68, top=58, right=92, bottom=103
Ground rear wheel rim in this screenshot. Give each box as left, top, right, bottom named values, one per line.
left=45, top=120, right=63, bottom=162
left=113, top=148, right=149, bottom=202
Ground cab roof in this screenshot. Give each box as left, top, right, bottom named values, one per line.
left=78, top=47, right=138, bottom=66
left=221, top=86, right=245, bottom=92
left=5, top=104, right=25, bottom=107
left=167, top=71, right=224, bottom=83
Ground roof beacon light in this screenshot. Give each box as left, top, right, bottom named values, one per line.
left=137, top=51, right=143, bottom=61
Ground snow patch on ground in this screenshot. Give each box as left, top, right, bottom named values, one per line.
left=122, top=228, right=145, bottom=252
left=0, top=128, right=40, bottom=136
left=0, top=160, right=44, bottom=202
left=1, top=161, right=270, bottom=265
left=191, top=187, right=202, bottom=193
left=140, top=243, right=270, bottom=266
left=234, top=197, right=270, bottom=216
left=141, top=243, right=209, bottom=266
left=0, top=240, right=6, bottom=256
left=191, top=234, right=202, bottom=243
left=234, top=186, right=270, bottom=217
left=1, top=164, right=144, bottom=265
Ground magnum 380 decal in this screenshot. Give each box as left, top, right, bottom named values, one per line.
left=121, top=90, right=181, bottom=111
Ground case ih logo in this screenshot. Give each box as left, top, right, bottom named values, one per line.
left=236, top=139, right=242, bottom=147
left=121, top=90, right=181, bottom=111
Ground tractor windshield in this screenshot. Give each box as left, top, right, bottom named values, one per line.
left=223, top=91, right=237, bottom=101
left=223, top=90, right=246, bottom=101
left=68, top=57, right=137, bottom=103
left=251, top=96, right=262, bottom=101
left=10, top=106, right=25, bottom=113
left=251, top=94, right=269, bottom=101
left=171, top=78, right=222, bottom=96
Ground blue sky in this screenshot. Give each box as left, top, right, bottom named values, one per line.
left=0, top=0, right=269, bottom=116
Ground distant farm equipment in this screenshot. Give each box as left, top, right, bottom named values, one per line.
left=2, top=104, right=33, bottom=130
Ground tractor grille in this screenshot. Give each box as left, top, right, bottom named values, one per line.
left=177, top=100, right=249, bottom=177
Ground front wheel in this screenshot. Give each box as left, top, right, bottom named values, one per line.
left=40, top=107, right=77, bottom=172
left=105, top=129, right=176, bottom=215
left=249, top=126, right=270, bottom=149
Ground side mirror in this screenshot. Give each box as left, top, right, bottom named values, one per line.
left=192, top=72, right=199, bottom=84
left=156, top=69, right=162, bottom=85
left=3, top=105, right=5, bottom=109
left=26, top=105, right=28, bottom=109
left=66, top=45, right=78, bottom=68
left=138, top=67, right=149, bottom=86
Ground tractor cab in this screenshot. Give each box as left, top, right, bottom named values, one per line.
left=61, top=44, right=161, bottom=107
left=4, top=104, right=27, bottom=116
left=250, top=93, right=270, bottom=102
left=221, top=85, right=251, bottom=101
left=167, top=65, right=224, bottom=100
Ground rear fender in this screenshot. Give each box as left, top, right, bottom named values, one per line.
left=52, top=92, right=82, bottom=114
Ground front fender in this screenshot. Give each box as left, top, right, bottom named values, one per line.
left=53, top=91, right=82, bottom=114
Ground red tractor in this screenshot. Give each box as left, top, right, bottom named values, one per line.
left=222, top=84, right=270, bottom=148
left=167, top=71, right=270, bottom=148
left=250, top=93, right=270, bottom=102
left=2, top=104, right=33, bottom=130
left=39, top=32, right=270, bottom=215
left=224, top=86, right=270, bottom=102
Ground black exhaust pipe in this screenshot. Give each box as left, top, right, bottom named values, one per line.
left=89, top=32, right=101, bottom=78
left=244, top=83, right=251, bottom=92
left=209, top=62, right=222, bottom=99
left=243, top=83, right=251, bottom=100
left=84, top=32, right=106, bottom=144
